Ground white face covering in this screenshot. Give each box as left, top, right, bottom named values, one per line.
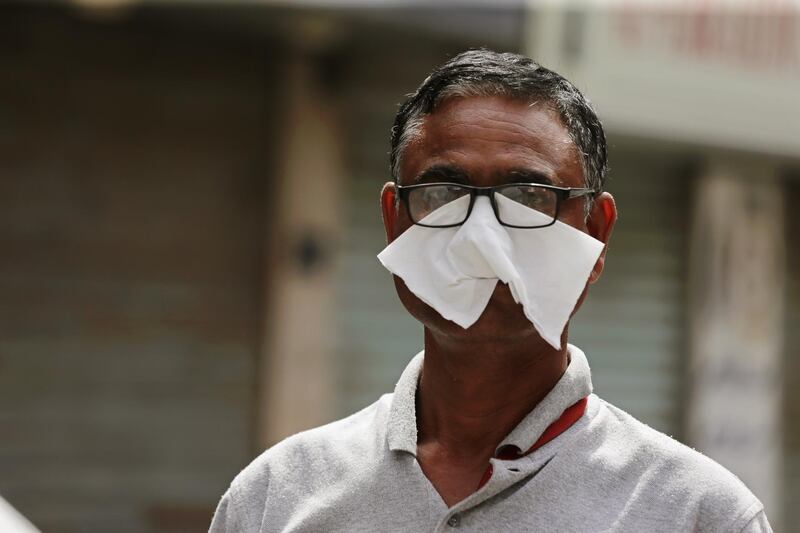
left=377, top=194, right=605, bottom=349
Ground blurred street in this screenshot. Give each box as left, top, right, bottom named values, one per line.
left=0, top=1, right=797, bottom=531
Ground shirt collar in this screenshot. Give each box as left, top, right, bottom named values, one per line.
left=386, top=350, right=424, bottom=454
left=386, top=344, right=593, bottom=456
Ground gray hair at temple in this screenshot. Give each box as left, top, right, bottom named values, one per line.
left=389, top=50, right=609, bottom=197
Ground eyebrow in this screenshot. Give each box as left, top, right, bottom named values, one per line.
left=413, top=165, right=557, bottom=186
left=504, top=168, right=555, bottom=186
left=413, top=165, right=469, bottom=184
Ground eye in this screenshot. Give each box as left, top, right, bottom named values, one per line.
left=418, top=185, right=465, bottom=207
left=407, top=184, right=470, bottom=223
left=497, top=185, right=555, bottom=212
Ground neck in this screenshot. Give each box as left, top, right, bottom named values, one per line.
left=416, top=327, right=569, bottom=458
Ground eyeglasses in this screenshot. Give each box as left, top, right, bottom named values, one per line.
left=396, top=182, right=596, bottom=229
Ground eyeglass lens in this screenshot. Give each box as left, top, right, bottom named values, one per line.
left=408, top=185, right=471, bottom=225
left=407, top=184, right=558, bottom=228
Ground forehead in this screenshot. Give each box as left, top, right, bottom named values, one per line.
left=399, top=96, right=582, bottom=187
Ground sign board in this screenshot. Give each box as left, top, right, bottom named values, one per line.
left=527, top=1, right=800, bottom=158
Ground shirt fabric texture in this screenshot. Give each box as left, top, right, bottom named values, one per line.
left=209, top=345, right=773, bottom=533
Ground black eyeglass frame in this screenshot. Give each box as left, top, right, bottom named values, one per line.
left=396, top=181, right=597, bottom=229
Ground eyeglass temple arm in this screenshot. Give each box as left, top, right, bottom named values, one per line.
left=566, top=188, right=597, bottom=199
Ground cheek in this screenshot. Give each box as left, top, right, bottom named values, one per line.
left=393, top=202, right=415, bottom=237
left=558, top=202, right=588, bottom=231
left=570, top=283, right=591, bottom=317
left=393, top=275, right=441, bottom=325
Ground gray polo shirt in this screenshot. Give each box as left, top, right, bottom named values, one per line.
left=210, top=345, right=772, bottom=532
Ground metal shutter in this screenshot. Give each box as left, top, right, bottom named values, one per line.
left=783, top=175, right=800, bottom=533
left=0, top=13, right=274, bottom=531
left=333, top=47, right=465, bottom=415
left=569, top=147, right=690, bottom=437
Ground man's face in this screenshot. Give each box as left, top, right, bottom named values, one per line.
left=381, top=95, right=616, bottom=345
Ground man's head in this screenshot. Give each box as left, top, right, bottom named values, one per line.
left=380, top=50, right=616, bottom=348
left=390, top=49, right=609, bottom=198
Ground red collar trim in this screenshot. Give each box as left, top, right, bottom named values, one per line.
left=478, top=396, right=588, bottom=489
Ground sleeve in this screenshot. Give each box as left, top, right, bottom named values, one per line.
left=208, top=483, right=263, bottom=533
left=738, top=509, right=773, bottom=533
left=208, top=488, right=235, bottom=533
left=207, top=450, right=274, bottom=532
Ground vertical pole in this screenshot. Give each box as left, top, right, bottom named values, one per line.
left=258, top=52, right=343, bottom=448
left=687, top=160, right=784, bottom=524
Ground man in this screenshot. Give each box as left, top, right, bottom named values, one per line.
left=210, top=50, right=771, bottom=532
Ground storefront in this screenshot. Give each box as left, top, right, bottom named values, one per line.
left=524, top=3, right=799, bottom=529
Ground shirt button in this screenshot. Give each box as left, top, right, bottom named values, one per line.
left=447, top=514, right=461, bottom=527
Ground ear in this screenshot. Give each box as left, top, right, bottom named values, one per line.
left=380, top=181, right=399, bottom=243
left=586, top=192, right=617, bottom=284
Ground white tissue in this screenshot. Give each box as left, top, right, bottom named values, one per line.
left=377, top=195, right=604, bottom=349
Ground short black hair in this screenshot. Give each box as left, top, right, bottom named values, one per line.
left=389, top=49, right=608, bottom=193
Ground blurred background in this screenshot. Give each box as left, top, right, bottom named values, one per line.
left=0, top=0, right=797, bottom=531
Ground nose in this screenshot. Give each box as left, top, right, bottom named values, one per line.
left=465, top=195, right=500, bottom=226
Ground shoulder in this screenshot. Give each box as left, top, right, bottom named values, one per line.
left=584, top=395, right=767, bottom=531
left=237, top=393, right=391, bottom=492
left=210, top=394, right=393, bottom=532
left=279, top=394, right=390, bottom=463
